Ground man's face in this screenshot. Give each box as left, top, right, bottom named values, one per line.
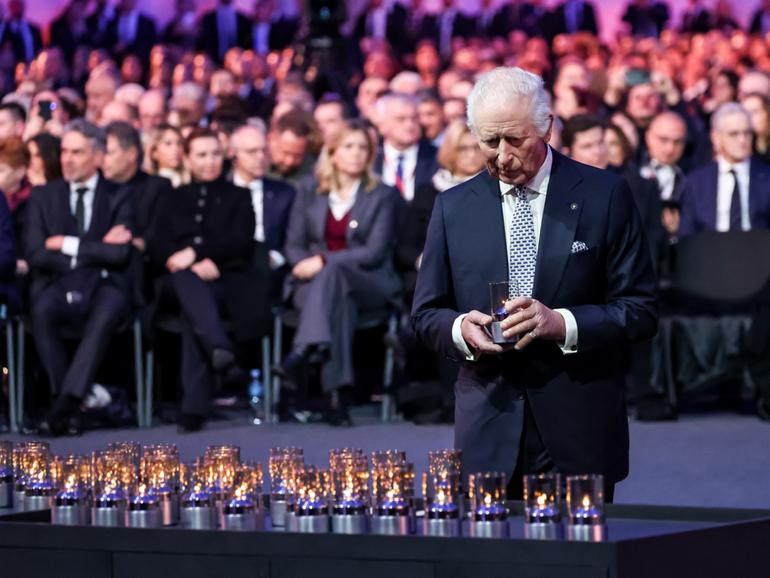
left=210, top=71, right=236, bottom=98
left=86, top=78, right=116, bottom=123
left=174, top=95, right=204, bottom=126
left=102, top=135, right=138, bottom=183
left=138, top=93, right=166, bottom=134
left=738, top=73, right=770, bottom=100
left=314, top=102, right=345, bottom=145
left=61, top=131, right=103, bottom=183
left=232, top=127, right=268, bottom=182
left=713, top=112, right=753, bottom=164
left=473, top=97, right=550, bottom=185
left=626, top=83, right=661, bottom=127
left=356, top=77, right=388, bottom=120
left=418, top=100, right=445, bottom=141
left=567, top=126, right=608, bottom=169
left=646, top=117, right=686, bottom=166
left=382, top=100, right=421, bottom=149
left=186, top=136, right=224, bottom=182
left=270, top=130, right=308, bottom=176
left=0, top=110, right=23, bottom=140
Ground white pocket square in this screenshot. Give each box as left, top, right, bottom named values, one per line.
left=571, top=241, right=589, bottom=254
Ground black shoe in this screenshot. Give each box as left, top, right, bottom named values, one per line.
left=635, top=398, right=678, bottom=421
left=211, top=348, right=236, bottom=373
left=39, top=394, right=82, bottom=437
left=65, top=412, right=83, bottom=436
left=274, top=351, right=306, bottom=391
left=757, top=398, right=770, bottom=421
left=177, top=413, right=205, bottom=433
left=326, top=386, right=353, bottom=427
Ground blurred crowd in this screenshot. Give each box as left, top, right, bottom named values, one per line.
left=1, top=0, right=770, bottom=433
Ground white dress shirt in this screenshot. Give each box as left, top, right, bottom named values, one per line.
left=716, top=157, right=751, bottom=232
left=328, top=180, right=360, bottom=220
left=451, top=146, right=579, bottom=360
left=650, top=160, right=676, bottom=201
left=382, top=142, right=418, bottom=202
left=234, top=173, right=289, bottom=269
left=62, top=172, right=99, bottom=263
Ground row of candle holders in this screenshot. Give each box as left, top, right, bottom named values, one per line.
left=0, top=441, right=606, bottom=541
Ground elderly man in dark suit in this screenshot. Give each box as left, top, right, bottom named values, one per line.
left=412, top=67, right=658, bottom=500
left=26, top=120, right=134, bottom=436
left=679, top=102, right=770, bottom=239
left=2, top=0, right=42, bottom=63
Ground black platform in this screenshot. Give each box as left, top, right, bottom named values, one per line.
left=2, top=503, right=770, bottom=578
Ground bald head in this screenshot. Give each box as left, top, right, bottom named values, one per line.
left=645, top=111, right=687, bottom=166
left=231, top=123, right=268, bottom=182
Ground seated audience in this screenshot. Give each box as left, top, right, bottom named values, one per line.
left=26, top=119, right=134, bottom=436
left=26, top=133, right=62, bottom=186
left=147, top=128, right=257, bottom=432
left=283, top=120, right=401, bottom=425
left=144, top=123, right=188, bottom=187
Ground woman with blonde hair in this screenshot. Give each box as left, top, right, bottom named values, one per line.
left=282, top=119, right=401, bottom=425
left=144, top=123, right=189, bottom=187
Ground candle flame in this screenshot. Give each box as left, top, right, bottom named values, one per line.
left=536, top=493, right=547, bottom=507
left=582, top=495, right=592, bottom=508
left=436, top=488, right=446, bottom=504
left=483, top=493, right=492, bottom=506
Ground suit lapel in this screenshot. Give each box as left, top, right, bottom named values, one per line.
left=57, top=180, right=78, bottom=235
left=346, top=182, right=369, bottom=243
left=532, top=151, right=583, bottom=305
left=262, top=181, right=275, bottom=245
left=749, top=158, right=765, bottom=226
left=311, top=191, right=329, bottom=244
left=88, top=177, right=110, bottom=239
left=706, top=162, right=718, bottom=231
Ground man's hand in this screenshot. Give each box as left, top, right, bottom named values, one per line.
left=662, top=207, right=679, bottom=236
left=501, top=297, right=566, bottom=351
left=103, top=224, right=132, bottom=244
left=166, top=246, right=196, bottom=272
left=292, top=255, right=324, bottom=280
left=45, top=235, right=65, bottom=251
left=16, top=259, right=28, bottom=275
left=191, top=258, right=220, bottom=281
left=132, top=237, right=146, bottom=252
left=461, top=310, right=505, bottom=355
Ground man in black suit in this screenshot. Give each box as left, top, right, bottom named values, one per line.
left=86, top=0, right=115, bottom=49
left=680, top=0, right=712, bottom=34
left=26, top=120, right=134, bottom=436
left=491, top=0, right=550, bottom=38
left=679, top=102, right=770, bottom=239
left=2, top=0, right=42, bottom=63
left=230, top=123, right=296, bottom=305
left=48, top=0, right=90, bottom=65
left=198, top=0, right=253, bottom=63
left=550, top=0, right=599, bottom=37
left=105, top=0, right=157, bottom=65
left=622, top=0, right=670, bottom=38
left=147, top=128, right=256, bottom=432
left=252, top=0, right=299, bottom=56
left=750, top=0, right=770, bottom=37
left=412, top=67, right=658, bottom=500
left=353, top=0, right=409, bottom=50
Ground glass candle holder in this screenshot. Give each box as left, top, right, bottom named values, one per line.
left=422, top=468, right=462, bottom=538
left=427, top=449, right=463, bottom=516
left=127, top=481, right=162, bottom=528
left=0, top=441, right=12, bottom=508
left=20, top=443, right=54, bottom=512
left=142, top=444, right=180, bottom=525
left=180, top=458, right=217, bottom=530
left=223, top=462, right=264, bottom=531
left=91, top=449, right=134, bottom=527
left=523, top=473, right=563, bottom=540
left=566, top=474, right=607, bottom=542
left=489, top=281, right=519, bottom=344
left=371, top=463, right=413, bottom=535
left=293, top=466, right=329, bottom=533
left=329, top=453, right=369, bottom=534
left=468, top=472, right=508, bottom=538
left=268, top=447, right=303, bottom=527
left=51, top=454, right=91, bottom=526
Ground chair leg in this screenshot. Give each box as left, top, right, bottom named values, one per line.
left=145, top=350, right=154, bottom=428
left=132, top=319, right=145, bottom=428
left=16, top=318, right=24, bottom=429
left=271, top=313, right=283, bottom=423
left=262, top=335, right=272, bottom=424
left=381, top=312, right=398, bottom=423
left=6, top=315, right=17, bottom=433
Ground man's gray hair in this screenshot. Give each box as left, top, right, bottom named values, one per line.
left=64, top=118, right=106, bottom=152
left=466, top=67, right=552, bottom=137
left=711, top=102, right=751, bottom=132
left=173, top=81, right=206, bottom=104
left=375, top=92, right=418, bottom=118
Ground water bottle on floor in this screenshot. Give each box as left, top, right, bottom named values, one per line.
left=249, top=369, right=264, bottom=425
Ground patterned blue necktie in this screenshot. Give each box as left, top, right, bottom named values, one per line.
left=509, top=185, right=537, bottom=299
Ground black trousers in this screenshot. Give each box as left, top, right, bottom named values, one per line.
left=31, top=282, right=129, bottom=401
left=165, top=270, right=232, bottom=416
left=508, top=398, right=616, bottom=503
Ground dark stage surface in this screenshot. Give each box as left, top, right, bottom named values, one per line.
left=3, top=411, right=770, bottom=509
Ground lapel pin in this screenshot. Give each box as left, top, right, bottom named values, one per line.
left=570, top=202, right=578, bottom=211
left=349, top=220, right=359, bottom=229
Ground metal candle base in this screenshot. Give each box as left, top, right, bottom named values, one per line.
left=0, top=480, right=12, bottom=508
left=331, top=513, right=368, bottom=534
left=92, top=506, right=126, bottom=527
left=295, top=514, right=329, bottom=533
left=180, top=506, right=217, bottom=530
left=269, top=498, right=288, bottom=527
left=127, top=508, right=162, bottom=528
left=52, top=504, right=90, bottom=526
left=223, top=512, right=257, bottom=531
left=491, top=321, right=518, bottom=344
left=371, top=515, right=411, bottom=536
left=468, top=519, right=509, bottom=538
left=159, top=492, right=179, bottom=526
left=567, top=523, right=607, bottom=542
left=14, top=490, right=26, bottom=511
left=423, top=517, right=461, bottom=537
left=524, top=522, right=564, bottom=540
left=24, top=494, right=53, bottom=511
left=284, top=510, right=297, bottom=531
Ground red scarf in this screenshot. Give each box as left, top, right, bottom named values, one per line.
left=5, top=181, right=31, bottom=214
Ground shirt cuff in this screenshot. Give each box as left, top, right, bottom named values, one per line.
left=61, top=236, right=80, bottom=258
left=269, top=250, right=286, bottom=270
left=452, top=313, right=478, bottom=361
left=554, top=308, right=578, bottom=355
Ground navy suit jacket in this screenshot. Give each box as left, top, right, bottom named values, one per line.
left=411, top=149, right=658, bottom=484
left=678, top=158, right=770, bottom=239
left=262, top=177, right=296, bottom=254
left=374, top=140, right=439, bottom=199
